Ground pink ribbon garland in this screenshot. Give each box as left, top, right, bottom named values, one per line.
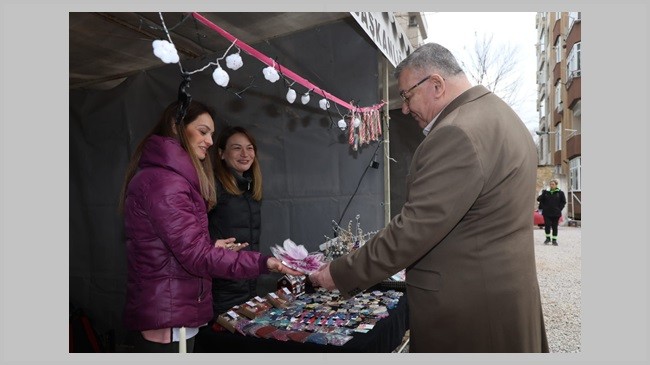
left=191, top=12, right=385, bottom=114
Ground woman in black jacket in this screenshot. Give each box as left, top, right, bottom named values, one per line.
left=537, top=179, right=566, bottom=245
left=208, top=126, right=264, bottom=316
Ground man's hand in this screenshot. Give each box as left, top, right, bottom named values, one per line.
left=308, top=262, right=337, bottom=290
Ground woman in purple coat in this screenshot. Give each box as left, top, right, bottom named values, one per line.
left=120, top=100, right=301, bottom=352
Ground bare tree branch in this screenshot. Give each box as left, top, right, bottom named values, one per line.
left=459, top=32, right=526, bottom=111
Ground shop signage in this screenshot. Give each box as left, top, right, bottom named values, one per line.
left=350, top=12, right=414, bottom=67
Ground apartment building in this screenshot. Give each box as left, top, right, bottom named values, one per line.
left=535, top=12, right=581, bottom=221
left=395, top=12, right=429, bottom=48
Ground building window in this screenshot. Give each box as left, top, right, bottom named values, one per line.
left=569, top=156, right=581, bottom=191
left=555, top=81, right=562, bottom=110
left=567, top=42, right=581, bottom=80
left=555, top=122, right=562, bottom=152
left=554, top=37, right=562, bottom=64
left=409, top=15, right=417, bottom=27
left=568, top=12, right=581, bottom=31
left=539, top=95, right=546, bottom=121
left=539, top=29, right=546, bottom=54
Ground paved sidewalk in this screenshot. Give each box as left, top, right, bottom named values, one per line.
left=534, top=225, right=582, bottom=353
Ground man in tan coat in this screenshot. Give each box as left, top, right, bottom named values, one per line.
left=310, top=43, right=549, bottom=352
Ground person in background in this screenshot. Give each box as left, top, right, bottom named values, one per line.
left=309, top=43, right=548, bottom=352
left=537, top=179, right=567, bottom=245
left=120, top=100, right=301, bottom=352
left=208, top=126, right=264, bottom=316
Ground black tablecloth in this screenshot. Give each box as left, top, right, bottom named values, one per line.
left=194, top=293, right=409, bottom=353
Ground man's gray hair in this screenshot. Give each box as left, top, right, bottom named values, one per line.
left=395, top=43, right=464, bottom=79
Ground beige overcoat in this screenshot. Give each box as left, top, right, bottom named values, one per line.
left=330, top=86, right=548, bottom=352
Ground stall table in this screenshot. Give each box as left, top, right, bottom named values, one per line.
left=194, top=288, right=408, bottom=353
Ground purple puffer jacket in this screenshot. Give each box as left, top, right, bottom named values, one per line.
left=123, top=135, right=270, bottom=331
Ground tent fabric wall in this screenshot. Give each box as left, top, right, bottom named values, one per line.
left=388, top=109, right=425, bottom=219
left=69, top=19, right=383, bottom=350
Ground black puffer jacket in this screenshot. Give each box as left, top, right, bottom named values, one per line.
left=537, top=188, right=566, bottom=218
left=207, top=170, right=262, bottom=316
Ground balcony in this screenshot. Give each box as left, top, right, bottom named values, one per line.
left=566, top=133, right=581, bottom=159
left=566, top=20, right=581, bottom=49
left=567, top=75, right=581, bottom=108
left=553, top=150, right=562, bottom=166
left=553, top=103, right=563, bottom=124
left=553, top=18, right=561, bottom=39
left=553, top=61, right=561, bottom=83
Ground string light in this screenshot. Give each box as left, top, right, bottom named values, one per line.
left=212, top=65, right=229, bottom=87
left=152, top=40, right=179, bottom=64
left=286, top=88, right=297, bottom=103
left=301, top=90, right=311, bottom=105
left=319, top=98, right=330, bottom=110
left=153, top=12, right=387, bottom=151
left=263, top=65, right=280, bottom=83
left=225, top=50, right=243, bottom=70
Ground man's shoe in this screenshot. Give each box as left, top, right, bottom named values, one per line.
left=552, top=240, right=558, bottom=246
left=544, top=238, right=551, bottom=244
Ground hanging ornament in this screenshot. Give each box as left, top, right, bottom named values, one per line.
left=319, top=98, right=330, bottom=110
left=301, top=92, right=310, bottom=105
left=352, top=117, right=361, bottom=128
left=286, top=88, right=297, bottom=103
left=225, top=52, right=243, bottom=70
left=263, top=66, right=280, bottom=83
left=337, top=119, right=347, bottom=131
left=212, top=66, right=230, bottom=87
left=152, top=39, right=179, bottom=64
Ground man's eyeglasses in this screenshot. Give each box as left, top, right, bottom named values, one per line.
left=399, top=75, right=431, bottom=104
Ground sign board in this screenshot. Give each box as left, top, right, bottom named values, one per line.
left=350, top=12, right=414, bottom=67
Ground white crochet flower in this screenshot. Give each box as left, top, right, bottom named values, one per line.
left=263, top=66, right=280, bottom=83
left=319, top=98, right=330, bottom=110
left=152, top=39, right=179, bottom=64
left=225, top=53, right=243, bottom=70
left=352, top=117, right=361, bottom=128
left=301, top=93, right=310, bottom=105
left=212, top=66, right=230, bottom=87
left=286, top=88, right=297, bottom=103
left=337, top=119, right=347, bottom=130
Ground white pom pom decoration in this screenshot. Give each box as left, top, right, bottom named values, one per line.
left=319, top=98, right=330, bottom=110
left=337, top=119, right=347, bottom=130
left=353, top=117, right=361, bottom=128
left=212, top=66, right=230, bottom=87
left=286, top=88, right=296, bottom=103
left=152, top=39, right=179, bottom=64
left=263, top=66, right=280, bottom=83
left=301, top=93, right=310, bottom=105
left=225, top=53, right=243, bottom=70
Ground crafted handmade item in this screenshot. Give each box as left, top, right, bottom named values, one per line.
left=271, top=239, right=325, bottom=275
left=320, top=215, right=379, bottom=261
